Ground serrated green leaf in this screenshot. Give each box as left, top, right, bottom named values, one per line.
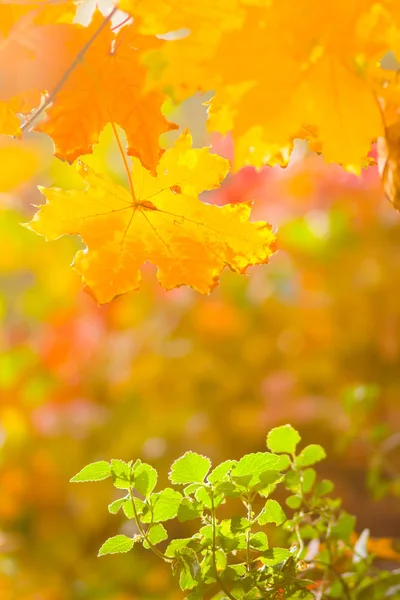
left=294, top=445, right=326, bottom=468
left=200, top=553, right=216, bottom=584
left=261, top=547, right=291, bottom=566
left=207, top=460, right=235, bottom=483
left=98, top=534, right=135, bottom=556
left=257, top=470, right=284, bottom=495
left=143, top=523, right=168, bottom=548
left=175, top=547, right=200, bottom=590
left=178, top=497, right=203, bottom=522
left=225, top=564, right=247, bottom=580
left=108, top=496, right=128, bottom=514
left=194, top=486, right=212, bottom=507
left=134, top=463, right=157, bottom=497
left=230, top=516, right=252, bottom=533
left=166, top=538, right=193, bottom=558
left=70, top=461, right=111, bottom=483
left=250, top=531, right=268, bottom=550
left=184, top=483, right=203, bottom=496
left=169, top=452, right=211, bottom=485
left=122, top=496, right=145, bottom=519
left=141, top=488, right=182, bottom=523
left=215, top=480, right=239, bottom=497
left=258, top=499, right=286, bottom=526
left=266, top=425, right=301, bottom=454
left=215, top=548, right=228, bottom=571
left=232, top=453, right=280, bottom=478
left=111, top=459, right=133, bottom=489
left=231, top=452, right=280, bottom=489
left=286, top=495, right=302, bottom=509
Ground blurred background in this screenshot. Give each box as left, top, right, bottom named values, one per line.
left=1, top=97, right=400, bottom=600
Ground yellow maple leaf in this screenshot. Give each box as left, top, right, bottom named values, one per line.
left=205, top=2, right=385, bottom=172
left=118, top=0, right=243, bottom=35
left=26, top=130, right=277, bottom=304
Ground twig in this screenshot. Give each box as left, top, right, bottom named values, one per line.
left=20, top=6, right=118, bottom=133
left=128, top=483, right=172, bottom=562
left=210, top=494, right=237, bottom=600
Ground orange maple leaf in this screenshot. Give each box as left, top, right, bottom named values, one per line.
left=26, top=130, right=277, bottom=304
left=0, top=9, right=176, bottom=172
left=36, top=13, right=177, bottom=172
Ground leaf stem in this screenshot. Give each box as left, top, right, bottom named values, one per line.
left=109, top=120, right=136, bottom=201
left=81, top=57, right=136, bottom=201
left=128, top=483, right=172, bottom=563
left=20, top=6, right=118, bottom=132
left=245, top=494, right=252, bottom=571
left=210, top=494, right=237, bottom=600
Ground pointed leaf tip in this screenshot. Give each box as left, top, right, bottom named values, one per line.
left=70, top=461, right=111, bottom=483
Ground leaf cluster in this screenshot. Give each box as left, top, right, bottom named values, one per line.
left=71, top=425, right=400, bottom=599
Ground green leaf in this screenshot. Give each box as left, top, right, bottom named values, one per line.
left=166, top=538, right=193, bottom=558
left=122, top=496, right=145, bottom=519
left=143, top=523, right=168, bottom=548
left=257, top=470, right=284, bottom=495
left=286, top=495, right=302, bottom=509
left=215, top=480, right=239, bottom=497
left=194, top=486, right=212, bottom=508
left=261, top=547, right=291, bottom=566
left=184, top=483, right=203, bottom=496
left=169, top=452, right=211, bottom=485
left=215, top=548, right=228, bottom=571
left=231, top=452, right=280, bottom=488
left=232, top=453, right=279, bottom=478
left=134, top=463, right=157, bottom=497
left=250, top=531, right=268, bottom=550
left=108, top=496, right=128, bottom=514
left=207, top=460, right=235, bottom=483
left=175, top=548, right=200, bottom=590
left=314, top=479, right=334, bottom=497
left=258, top=499, right=286, bottom=526
left=301, top=468, right=316, bottom=493
left=294, top=445, right=326, bottom=468
left=229, top=517, right=252, bottom=533
left=141, top=488, right=182, bottom=523
left=225, top=564, right=247, bottom=580
left=70, top=461, right=111, bottom=483
left=285, top=470, right=301, bottom=494
left=178, top=497, right=204, bottom=522
left=98, top=534, right=135, bottom=556
left=266, top=425, right=301, bottom=454
left=331, top=511, right=356, bottom=542
left=111, top=459, right=133, bottom=489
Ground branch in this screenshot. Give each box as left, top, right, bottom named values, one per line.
left=20, top=6, right=118, bottom=133
left=210, top=494, right=237, bottom=600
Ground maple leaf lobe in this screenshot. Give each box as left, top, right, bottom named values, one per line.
left=27, top=131, right=276, bottom=303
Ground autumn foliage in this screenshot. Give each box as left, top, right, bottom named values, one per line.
left=2, top=1, right=400, bottom=599
left=1, top=0, right=400, bottom=301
